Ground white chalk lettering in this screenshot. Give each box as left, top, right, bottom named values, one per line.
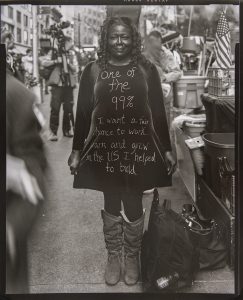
left=112, top=95, right=134, bottom=111
left=106, top=114, right=125, bottom=124
left=106, top=162, right=114, bottom=173
left=93, top=151, right=104, bottom=163
left=128, top=127, right=148, bottom=135
left=117, top=128, right=126, bottom=135
left=107, top=150, right=119, bottom=162
left=127, top=67, right=137, bottom=77
left=134, top=152, right=156, bottom=166
left=101, top=70, right=121, bottom=80
left=111, top=139, right=126, bottom=149
left=120, top=162, right=137, bottom=175
left=131, top=142, right=149, bottom=154
left=93, top=142, right=107, bottom=149
left=95, top=127, right=114, bottom=136
left=109, top=79, right=130, bottom=93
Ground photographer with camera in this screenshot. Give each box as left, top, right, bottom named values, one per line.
left=40, top=21, right=78, bottom=141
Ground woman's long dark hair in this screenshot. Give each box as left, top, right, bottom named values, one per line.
left=97, top=17, right=143, bottom=70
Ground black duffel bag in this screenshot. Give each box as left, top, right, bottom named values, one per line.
left=141, top=189, right=199, bottom=291
left=181, top=204, right=227, bottom=270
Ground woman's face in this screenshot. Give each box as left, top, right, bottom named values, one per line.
left=108, top=23, right=133, bottom=61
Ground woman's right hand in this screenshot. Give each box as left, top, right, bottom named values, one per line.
left=68, top=150, right=81, bottom=175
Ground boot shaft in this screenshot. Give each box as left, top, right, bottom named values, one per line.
left=101, top=210, right=123, bottom=255
left=121, top=210, right=145, bottom=256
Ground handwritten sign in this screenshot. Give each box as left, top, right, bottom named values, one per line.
left=85, top=66, right=158, bottom=176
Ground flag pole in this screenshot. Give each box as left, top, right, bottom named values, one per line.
left=188, top=6, right=193, bottom=36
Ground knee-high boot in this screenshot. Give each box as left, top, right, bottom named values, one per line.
left=121, top=210, right=145, bottom=286
left=101, top=210, right=123, bottom=285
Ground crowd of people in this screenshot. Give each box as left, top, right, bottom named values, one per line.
left=3, top=14, right=183, bottom=293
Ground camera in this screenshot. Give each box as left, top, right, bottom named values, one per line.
left=44, top=21, right=71, bottom=49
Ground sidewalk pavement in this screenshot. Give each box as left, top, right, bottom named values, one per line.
left=27, top=91, right=234, bottom=294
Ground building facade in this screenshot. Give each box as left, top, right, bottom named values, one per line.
left=1, top=4, right=49, bottom=53
left=73, top=5, right=106, bottom=48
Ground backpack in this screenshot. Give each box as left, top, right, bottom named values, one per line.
left=141, top=189, right=199, bottom=291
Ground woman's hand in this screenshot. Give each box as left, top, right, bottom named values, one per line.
left=68, top=150, right=81, bottom=175
left=165, top=151, right=177, bottom=175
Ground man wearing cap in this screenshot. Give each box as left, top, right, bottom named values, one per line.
left=40, top=36, right=78, bottom=141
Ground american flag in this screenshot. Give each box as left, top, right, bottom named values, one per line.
left=214, top=11, right=232, bottom=68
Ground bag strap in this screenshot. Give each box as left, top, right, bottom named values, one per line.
left=90, top=61, right=100, bottom=85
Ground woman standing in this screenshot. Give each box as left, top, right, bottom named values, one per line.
left=68, top=17, right=176, bottom=286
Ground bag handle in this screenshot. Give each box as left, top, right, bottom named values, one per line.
left=152, top=188, right=159, bottom=206
left=152, top=188, right=171, bottom=210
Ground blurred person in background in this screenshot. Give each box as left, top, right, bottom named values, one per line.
left=39, top=47, right=54, bottom=98
left=22, top=48, right=37, bottom=89
left=22, top=48, right=33, bottom=77
left=143, top=30, right=182, bottom=127
left=40, top=36, right=78, bottom=141
left=6, top=55, right=47, bottom=293
left=1, top=28, right=25, bottom=82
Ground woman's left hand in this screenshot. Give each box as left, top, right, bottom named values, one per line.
left=165, top=151, right=177, bottom=175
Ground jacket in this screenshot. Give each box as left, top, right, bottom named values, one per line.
left=40, top=50, right=78, bottom=88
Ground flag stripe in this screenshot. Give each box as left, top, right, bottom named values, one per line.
left=217, top=43, right=231, bottom=67
left=215, top=42, right=230, bottom=68
left=214, top=45, right=227, bottom=69
left=225, top=33, right=230, bottom=45
left=217, top=40, right=231, bottom=64
left=219, top=38, right=232, bottom=65
left=221, top=36, right=231, bottom=55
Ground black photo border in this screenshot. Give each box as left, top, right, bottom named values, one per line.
left=0, top=0, right=242, bottom=299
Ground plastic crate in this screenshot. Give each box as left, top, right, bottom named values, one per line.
left=207, top=67, right=235, bottom=100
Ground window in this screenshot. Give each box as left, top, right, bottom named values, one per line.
left=8, top=24, right=14, bottom=34
left=8, top=6, right=13, bottom=19
left=24, top=15, right=28, bottom=27
left=17, top=11, right=21, bottom=23
left=40, top=24, right=44, bottom=34
left=84, top=37, right=87, bottom=44
left=2, top=6, right=7, bottom=17
left=24, top=30, right=28, bottom=45
left=17, top=28, right=22, bottom=43
left=88, top=37, right=92, bottom=44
